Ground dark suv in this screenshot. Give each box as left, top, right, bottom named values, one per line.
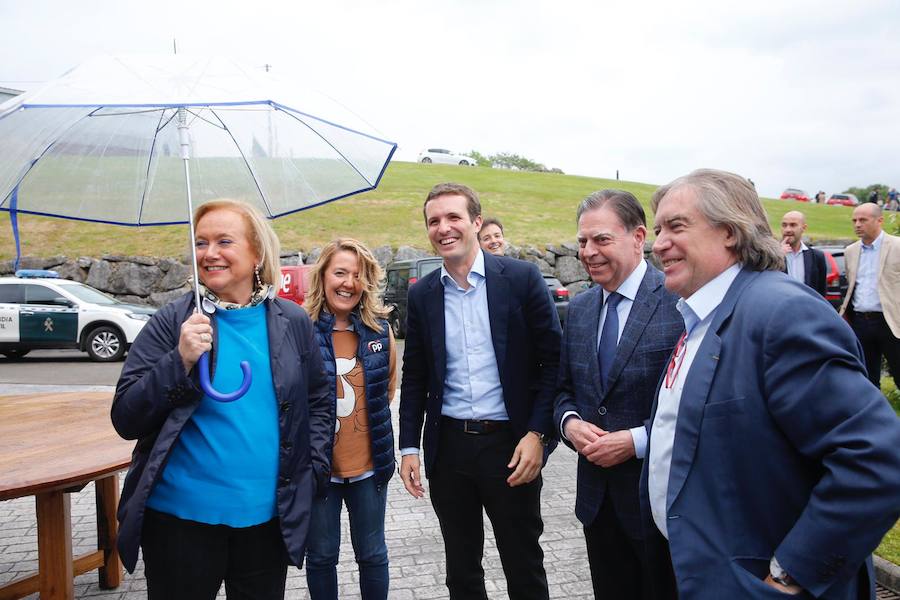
left=382, top=257, right=443, bottom=338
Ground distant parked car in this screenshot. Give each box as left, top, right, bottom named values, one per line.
left=417, top=148, right=478, bottom=166
left=382, top=257, right=444, bottom=338
left=826, top=193, right=859, bottom=207
left=811, top=245, right=848, bottom=310
left=543, top=275, right=569, bottom=328
left=0, top=270, right=155, bottom=361
left=780, top=188, right=810, bottom=202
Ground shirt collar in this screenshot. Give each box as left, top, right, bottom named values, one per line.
left=440, top=248, right=486, bottom=290
left=678, top=262, right=742, bottom=332
left=862, top=231, right=884, bottom=251
left=602, top=259, right=647, bottom=304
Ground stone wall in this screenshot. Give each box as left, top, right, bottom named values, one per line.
left=0, top=243, right=594, bottom=307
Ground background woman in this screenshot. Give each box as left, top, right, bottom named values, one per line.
left=304, top=238, right=397, bottom=600
left=112, top=199, right=333, bottom=600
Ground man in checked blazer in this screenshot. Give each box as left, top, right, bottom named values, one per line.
left=554, top=190, right=683, bottom=600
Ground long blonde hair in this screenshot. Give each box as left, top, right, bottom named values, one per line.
left=305, top=238, right=390, bottom=332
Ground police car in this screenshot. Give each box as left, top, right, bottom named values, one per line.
left=0, top=270, right=156, bottom=361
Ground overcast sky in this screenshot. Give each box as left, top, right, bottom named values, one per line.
left=2, top=0, right=898, bottom=198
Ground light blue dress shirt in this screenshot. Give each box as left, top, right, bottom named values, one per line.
left=852, top=231, right=884, bottom=313
left=648, top=263, right=741, bottom=539
left=785, top=243, right=807, bottom=283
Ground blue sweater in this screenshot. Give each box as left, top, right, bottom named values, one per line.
left=146, top=302, right=279, bottom=526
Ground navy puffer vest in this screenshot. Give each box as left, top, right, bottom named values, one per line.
left=314, top=311, right=395, bottom=484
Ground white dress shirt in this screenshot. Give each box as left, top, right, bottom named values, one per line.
left=648, top=263, right=742, bottom=538
left=852, top=231, right=884, bottom=313
left=560, top=260, right=650, bottom=456
left=785, top=242, right=807, bottom=283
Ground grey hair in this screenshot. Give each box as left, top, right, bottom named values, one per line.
left=577, top=189, right=646, bottom=231
left=651, top=169, right=784, bottom=272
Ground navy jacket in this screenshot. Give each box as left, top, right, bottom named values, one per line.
left=554, top=265, right=682, bottom=537
left=111, top=293, right=333, bottom=572
left=399, top=252, right=562, bottom=477
left=640, top=269, right=900, bottom=599
left=313, top=312, right=395, bottom=485
left=783, top=247, right=828, bottom=296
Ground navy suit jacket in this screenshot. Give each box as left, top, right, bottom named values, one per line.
left=784, top=247, right=827, bottom=296
left=554, top=265, right=682, bottom=537
left=640, top=268, right=900, bottom=599
left=399, top=252, right=562, bottom=478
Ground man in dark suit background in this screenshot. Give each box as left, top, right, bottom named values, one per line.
left=398, top=182, right=561, bottom=599
left=555, top=189, right=682, bottom=600
left=645, top=169, right=900, bottom=598
left=780, top=210, right=827, bottom=296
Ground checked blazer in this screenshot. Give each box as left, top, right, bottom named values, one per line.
left=554, top=264, right=682, bottom=538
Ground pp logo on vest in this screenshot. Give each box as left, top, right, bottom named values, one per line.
left=367, top=340, right=384, bottom=353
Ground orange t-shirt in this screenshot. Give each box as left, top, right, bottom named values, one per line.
left=331, top=329, right=396, bottom=478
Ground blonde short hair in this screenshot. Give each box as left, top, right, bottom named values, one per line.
left=305, top=238, right=390, bottom=332
left=193, top=199, right=282, bottom=286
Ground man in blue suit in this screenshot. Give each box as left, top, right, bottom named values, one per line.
left=399, top=182, right=561, bottom=599
left=555, top=189, right=682, bottom=599
left=645, top=168, right=900, bottom=599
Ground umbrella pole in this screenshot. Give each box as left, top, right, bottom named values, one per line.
left=177, top=109, right=203, bottom=313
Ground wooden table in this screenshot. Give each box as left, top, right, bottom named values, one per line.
left=0, top=392, right=133, bottom=600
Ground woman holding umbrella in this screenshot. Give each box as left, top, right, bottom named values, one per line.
left=111, top=199, right=334, bottom=600
left=303, top=238, right=397, bottom=600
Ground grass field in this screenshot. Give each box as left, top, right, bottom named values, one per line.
left=0, top=161, right=859, bottom=260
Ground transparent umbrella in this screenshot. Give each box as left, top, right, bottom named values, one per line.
left=0, top=54, right=397, bottom=400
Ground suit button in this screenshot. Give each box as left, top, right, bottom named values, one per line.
left=598, top=407, right=607, bottom=416
left=281, top=442, right=292, bottom=451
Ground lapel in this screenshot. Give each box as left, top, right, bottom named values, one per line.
left=605, top=267, right=662, bottom=395
left=266, top=298, right=288, bottom=400
left=484, top=253, right=510, bottom=372
left=580, top=286, right=605, bottom=400
left=423, top=272, right=447, bottom=387
left=879, top=234, right=894, bottom=277
left=802, top=248, right=814, bottom=284
left=666, top=267, right=757, bottom=511
left=845, top=242, right=861, bottom=292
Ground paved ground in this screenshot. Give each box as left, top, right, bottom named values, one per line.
left=0, top=395, right=592, bottom=600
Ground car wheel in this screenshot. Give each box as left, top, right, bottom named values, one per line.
left=459, top=160, right=471, bottom=166
left=421, top=157, right=432, bottom=163
left=1, top=349, right=30, bottom=359
left=86, top=326, right=126, bottom=362
left=389, top=311, right=403, bottom=340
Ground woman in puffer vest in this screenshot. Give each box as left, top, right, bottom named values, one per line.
left=303, top=238, right=397, bottom=600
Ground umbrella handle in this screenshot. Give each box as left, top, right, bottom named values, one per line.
left=198, top=353, right=253, bottom=403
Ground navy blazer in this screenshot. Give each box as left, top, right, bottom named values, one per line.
left=784, top=247, right=827, bottom=296
left=640, top=268, right=900, bottom=599
left=399, top=252, right=562, bottom=477
left=111, top=293, right=333, bottom=572
left=554, top=265, right=682, bottom=537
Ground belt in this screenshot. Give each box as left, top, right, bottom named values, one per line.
left=442, top=417, right=510, bottom=435
left=853, top=311, right=885, bottom=320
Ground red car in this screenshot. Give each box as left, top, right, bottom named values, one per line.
left=826, top=193, right=859, bottom=207
left=780, top=188, right=810, bottom=202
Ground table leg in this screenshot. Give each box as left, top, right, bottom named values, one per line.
left=94, top=474, right=122, bottom=589
left=36, top=490, right=74, bottom=600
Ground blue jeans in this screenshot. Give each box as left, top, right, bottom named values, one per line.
left=305, top=476, right=389, bottom=600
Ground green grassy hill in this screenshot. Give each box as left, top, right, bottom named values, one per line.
left=1, top=161, right=858, bottom=260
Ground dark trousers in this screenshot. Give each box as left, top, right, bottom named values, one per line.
left=141, top=509, right=288, bottom=600
left=584, top=497, right=678, bottom=600
left=429, top=421, right=549, bottom=600
left=849, top=311, right=900, bottom=388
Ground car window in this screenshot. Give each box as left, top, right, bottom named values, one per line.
left=386, top=269, right=399, bottom=292
left=419, top=261, right=442, bottom=279
left=0, top=284, right=23, bottom=303
left=23, top=284, right=64, bottom=305
left=398, top=269, right=410, bottom=292
left=58, top=282, right=119, bottom=305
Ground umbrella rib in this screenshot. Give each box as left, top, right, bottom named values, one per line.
left=209, top=108, right=273, bottom=217
left=136, top=109, right=169, bottom=225
left=273, top=104, right=374, bottom=187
